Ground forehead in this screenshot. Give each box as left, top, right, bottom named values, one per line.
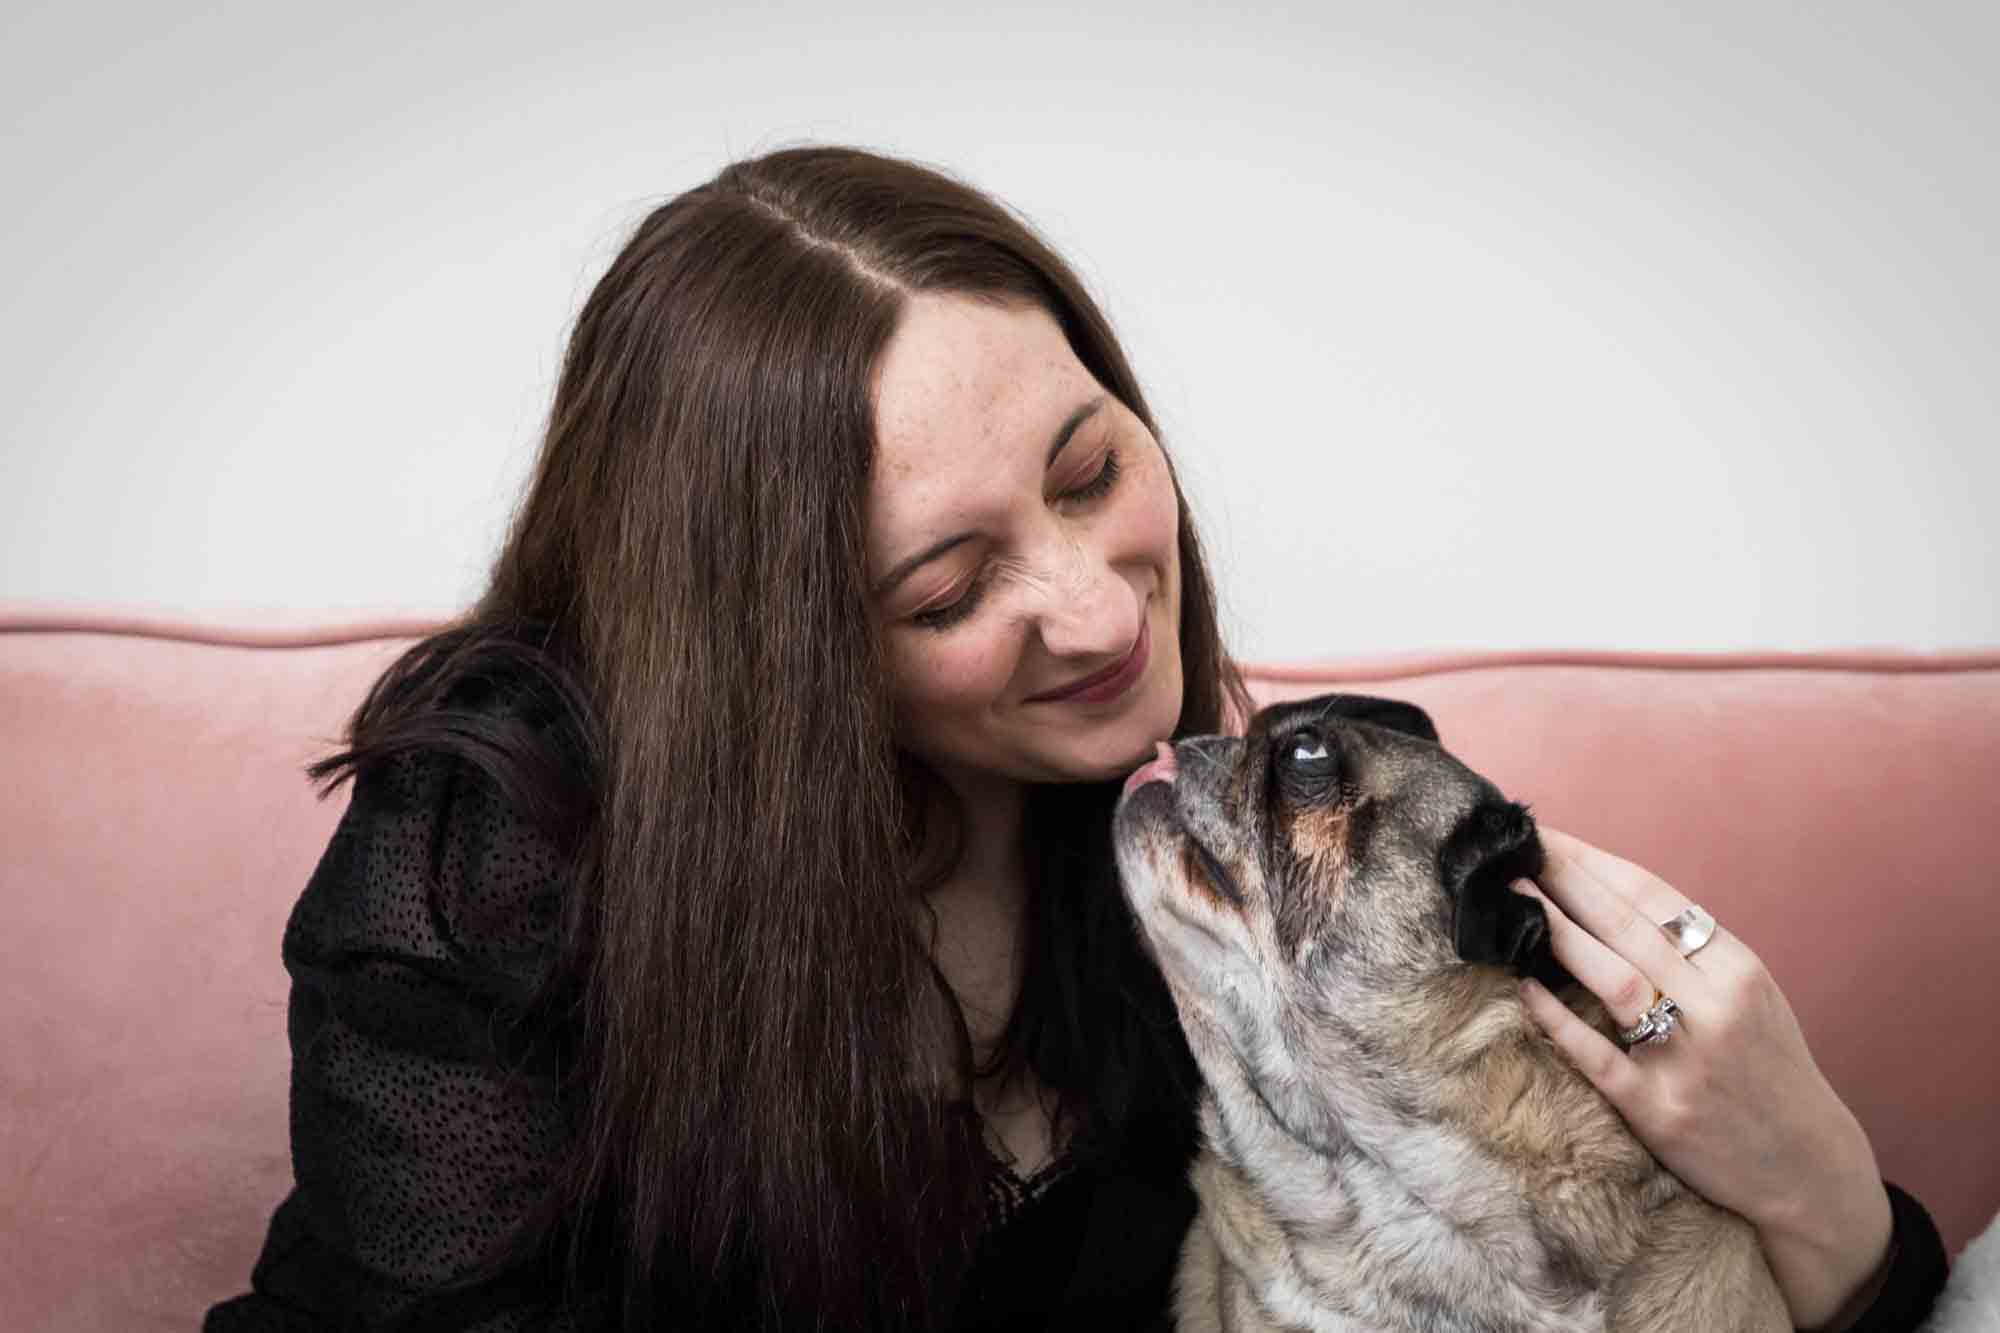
left=867, top=294, right=1097, bottom=526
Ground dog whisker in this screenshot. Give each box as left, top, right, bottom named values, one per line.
left=1181, top=744, right=1229, bottom=781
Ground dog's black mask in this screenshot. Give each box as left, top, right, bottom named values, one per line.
left=1441, top=803, right=1575, bottom=990
left=1277, top=694, right=1576, bottom=992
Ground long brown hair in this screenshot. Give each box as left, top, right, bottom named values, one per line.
left=310, top=144, right=1249, bottom=1330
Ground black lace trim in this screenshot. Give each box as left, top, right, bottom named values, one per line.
left=981, top=1142, right=1080, bottom=1234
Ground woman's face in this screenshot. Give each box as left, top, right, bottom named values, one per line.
left=866, top=292, right=1184, bottom=790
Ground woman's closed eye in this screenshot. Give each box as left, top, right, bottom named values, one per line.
left=1058, top=446, right=1121, bottom=507
left=910, top=448, right=1124, bottom=633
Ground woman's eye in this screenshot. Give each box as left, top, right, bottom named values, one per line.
left=1060, top=448, right=1121, bottom=503
left=908, top=449, right=1120, bottom=635
left=911, top=569, right=989, bottom=632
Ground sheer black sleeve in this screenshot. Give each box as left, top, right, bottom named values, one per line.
left=204, top=743, right=601, bottom=1332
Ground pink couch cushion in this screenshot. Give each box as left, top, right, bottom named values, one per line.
left=3, top=615, right=1996, bottom=1331
left=1, top=617, right=426, bottom=1331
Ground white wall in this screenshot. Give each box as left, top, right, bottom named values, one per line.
left=4, top=0, right=1994, bottom=663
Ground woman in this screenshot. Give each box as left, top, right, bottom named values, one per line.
left=205, top=145, right=1946, bottom=1331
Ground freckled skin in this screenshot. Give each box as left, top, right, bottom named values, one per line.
left=866, top=293, right=1184, bottom=786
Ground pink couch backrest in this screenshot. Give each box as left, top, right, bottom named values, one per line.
left=4, top=613, right=1997, bottom=1331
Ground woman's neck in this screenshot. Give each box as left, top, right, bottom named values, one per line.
left=915, top=767, right=1065, bottom=1171
left=923, top=771, right=1030, bottom=1058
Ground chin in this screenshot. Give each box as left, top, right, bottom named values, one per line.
left=1067, top=749, right=1153, bottom=784
left=1069, top=699, right=1183, bottom=781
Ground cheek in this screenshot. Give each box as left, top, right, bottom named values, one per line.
left=886, top=623, right=1021, bottom=717
left=1123, top=449, right=1184, bottom=606
left=1288, top=810, right=1352, bottom=867
left=1132, top=448, right=1182, bottom=554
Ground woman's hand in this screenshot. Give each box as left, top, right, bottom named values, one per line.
left=1511, top=825, right=1895, bottom=1331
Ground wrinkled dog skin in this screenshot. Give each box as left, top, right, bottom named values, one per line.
left=1113, top=694, right=1788, bottom=1333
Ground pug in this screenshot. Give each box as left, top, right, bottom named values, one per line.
left=1112, top=693, right=1788, bottom=1333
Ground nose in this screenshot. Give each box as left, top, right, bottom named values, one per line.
left=1029, top=529, right=1134, bottom=660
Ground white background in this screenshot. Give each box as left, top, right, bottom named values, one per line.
left=4, top=1, right=1994, bottom=663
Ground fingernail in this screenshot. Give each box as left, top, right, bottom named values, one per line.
left=1512, top=877, right=1539, bottom=896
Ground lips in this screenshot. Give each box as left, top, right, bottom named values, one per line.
left=1029, top=616, right=1151, bottom=705
left=1121, top=740, right=1178, bottom=798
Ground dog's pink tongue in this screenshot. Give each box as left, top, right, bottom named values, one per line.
left=1121, top=741, right=1178, bottom=798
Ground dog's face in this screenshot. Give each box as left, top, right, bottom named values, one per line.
left=1113, top=693, right=1563, bottom=1144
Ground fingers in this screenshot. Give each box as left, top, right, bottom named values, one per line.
left=1535, top=826, right=1763, bottom=1008
left=1534, top=827, right=1702, bottom=1000
left=1519, top=977, right=1645, bottom=1111
left=1510, top=878, right=1662, bottom=1029
left=1539, top=826, right=1692, bottom=925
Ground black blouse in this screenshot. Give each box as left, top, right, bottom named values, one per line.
left=204, top=736, right=1947, bottom=1332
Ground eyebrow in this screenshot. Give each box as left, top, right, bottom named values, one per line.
left=871, top=394, right=1108, bottom=598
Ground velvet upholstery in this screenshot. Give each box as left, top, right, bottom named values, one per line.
left=3, top=610, right=1996, bottom=1331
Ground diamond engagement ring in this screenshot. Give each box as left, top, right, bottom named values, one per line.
left=1618, top=992, right=1682, bottom=1048
left=1658, top=905, right=1717, bottom=958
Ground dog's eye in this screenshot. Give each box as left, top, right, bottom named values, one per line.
left=1271, top=727, right=1339, bottom=803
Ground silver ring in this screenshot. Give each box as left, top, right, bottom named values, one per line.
left=1658, top=905, right=1717, bottom=958
left=1618, top=993, right=1682, bottom=1048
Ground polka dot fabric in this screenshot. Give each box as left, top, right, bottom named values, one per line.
left=205, top=740, right=598, bottom=1331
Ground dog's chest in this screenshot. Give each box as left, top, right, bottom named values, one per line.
left=1190, top=1108, right=1610, bottom=1333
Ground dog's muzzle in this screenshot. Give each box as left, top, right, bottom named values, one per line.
left=1441, top=800, right=1571, bottom=988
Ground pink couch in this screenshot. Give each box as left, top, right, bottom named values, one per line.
left=5, top=608, right=1997, bottom=1331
